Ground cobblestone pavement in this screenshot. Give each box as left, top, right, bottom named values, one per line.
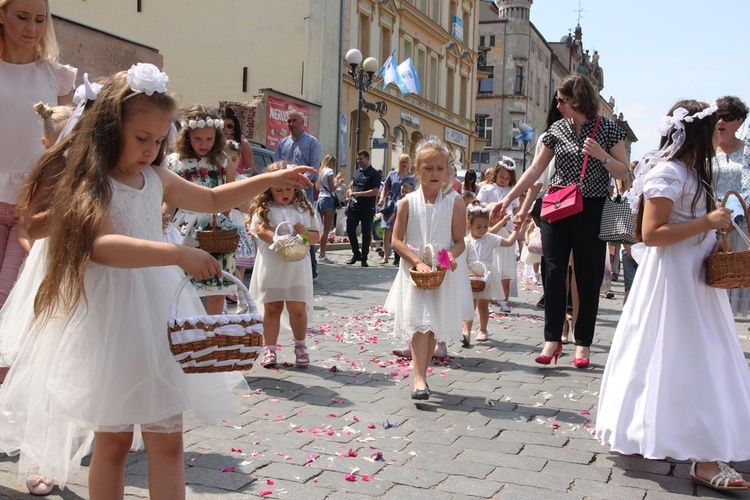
left=0, top=247, right=748, bottom=498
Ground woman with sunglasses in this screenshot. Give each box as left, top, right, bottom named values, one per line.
left=222, top=106, right=256, bottom=175
left=712, top=96, right=750, bottom=316
left=491, top=73, right=628, bottom=368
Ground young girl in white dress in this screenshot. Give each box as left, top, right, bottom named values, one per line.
left=596, top=100, right=750, bottom=491
left=0, top=64, right=315, bottom=497
left=384, top=137, right=466, bottom=400
left=249, top=161, right=321, bottom=369
left=477, top=158, right=519, bottom=313
left=463, top=201, right=526, bottom=345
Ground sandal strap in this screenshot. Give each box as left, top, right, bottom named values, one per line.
left=295, top=345, right=309, bottom=363
left=711, top=462, right=743, bottom=487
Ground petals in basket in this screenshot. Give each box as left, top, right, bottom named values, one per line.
left=437, top=248, right=452, bottom=270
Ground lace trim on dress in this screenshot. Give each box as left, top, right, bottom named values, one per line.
left=643, top=176, right=682, bottom=202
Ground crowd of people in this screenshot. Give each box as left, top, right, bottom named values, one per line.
left=2, top=0, right=750, bottom=496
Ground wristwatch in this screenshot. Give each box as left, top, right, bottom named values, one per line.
left=603, top=154, right=612, bottom=164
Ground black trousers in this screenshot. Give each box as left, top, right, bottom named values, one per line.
left=346, top=205, right=375, bottom=260
left=540, top=197, right=606, bottom=347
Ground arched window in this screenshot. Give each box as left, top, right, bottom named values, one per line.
left=391, top=126, right=406, bottom=170
left=371, top=119, right=389, bottom=173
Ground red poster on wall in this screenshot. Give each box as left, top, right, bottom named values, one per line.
left=266, top=96, right=310, bottom=150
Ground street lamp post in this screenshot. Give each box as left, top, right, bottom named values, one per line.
left=345, top=48, right=379, bottom=154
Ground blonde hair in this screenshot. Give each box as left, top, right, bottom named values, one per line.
left=397, top=153, right=411, bottom=168
left=19, top=71, right=176, bottom=321
left=34, top=102, right=73, bottom=145
left=0, top=0, right=59, bottom=62
left=414, top=136, right=453, bottom=169
left=248, top=161, right=314, bottom=228
left=316, top=154, right=336, bottom=188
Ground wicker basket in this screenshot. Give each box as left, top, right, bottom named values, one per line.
left=707, top=190, right=750, bottom=289
left=196, top=214, right=240, bottom=254
left=168, top=271, right=263, bottom=373
left=273, top=221, right=310, bottom=262
left=409, top=244, right=447, bottom=290
left=469, top=261, right=488, bottom=292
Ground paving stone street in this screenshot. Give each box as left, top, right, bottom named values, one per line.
left=0, top=247, right=747, bottom=499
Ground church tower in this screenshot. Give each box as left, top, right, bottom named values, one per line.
left=497, top=0, right=532, bottom=21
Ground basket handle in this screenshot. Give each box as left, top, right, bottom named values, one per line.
left=469, top=261, right=486, bottom=276
left=170, top=271, right=257, bottom=320
left=274, top=220, right=295, bottom=239
left=719, top=190, right=750, bottom=253
left=423, top=243, right=437, bottom=272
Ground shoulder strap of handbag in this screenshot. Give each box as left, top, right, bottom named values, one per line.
left=579, top=115, right=603, bottom=182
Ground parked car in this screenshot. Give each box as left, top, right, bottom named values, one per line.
left=249, top=140, right=274, bottom=174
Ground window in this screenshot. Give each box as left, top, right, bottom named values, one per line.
left=477, top=117, right=493, bottom=148
left=371, top=119, right=389, bottom=171
left=459, top=74, right=468, bottom=117
left=391, top=127, right=406, bottom=170
left=446, top=66, right=455, bottom=112
left=428, top=53, right=438, bottom=103
left=536, top=77, right=541, bottom=105
left=514, top=66, right=524, bottom=94
left=359, top=14, right=370, bottom=58
left=489, top=35, right=495, bottom=46
left=419, top=0, right=428, bottom=15
left=403, top=38, right=413, bottom=62
left=380, top=26, right=391, bottom=68
left=430, top=0, right=441, bottom=23
left=480, top=35, right=485, bottom=47
left=454, top=148, right=464, bottom=171
left=417, top=48, right=427, bottom=95
left=478, top=77, right=493, bottom=93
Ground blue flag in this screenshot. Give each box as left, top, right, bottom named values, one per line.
left=397, top=58, right=421, bottom=95
left=379, top=50, right=402, bottom=90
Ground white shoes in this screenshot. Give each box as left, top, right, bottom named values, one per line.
left=498, top=301, right=511, bottom=313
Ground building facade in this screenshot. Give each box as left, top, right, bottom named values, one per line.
left=474, top=0, right=636, bottom=172
left=342, top=0, right=480, bottom=173
left=51, top=0, right=481, bottom=176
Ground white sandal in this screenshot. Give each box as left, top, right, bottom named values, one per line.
left=294, top=344, right=310, bottom=366
left=26, top=475, right=53, bottom=496
left=690, top=460, right=749, bottom=491
left=261, top=349, right=277, bottom=368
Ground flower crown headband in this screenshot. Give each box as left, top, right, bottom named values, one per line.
left=467, top=202, right=491, bottom=214
left=415, top=134, right=451, bottom=156
left=180, top=117, right=224, bottom=130
left=498, top=156, right=516, bottom=171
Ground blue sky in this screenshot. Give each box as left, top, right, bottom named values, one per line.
left=528, top=0, right=750, bottom=160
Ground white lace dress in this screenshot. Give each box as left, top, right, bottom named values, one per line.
left=249, top=203, right=320, bottom=310
left=477, top=184, right=518, bottom=286
left=713, top=148, right=750, bottom=315
left=384, top=189, right=466, bottom=341
left=0, top=166, right=246, bottom=488
left=596, top=160, right=750, bottom=461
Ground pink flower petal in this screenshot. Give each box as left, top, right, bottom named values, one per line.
left=259, top=489, right=273, bottom=497
left=266, top=479, right=275, bottom=485
left=344, top=473, right=357, bottom=482
left=221, top=466, right=235, bottom=473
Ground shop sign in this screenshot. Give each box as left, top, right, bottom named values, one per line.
left=445, top=126, right=469, bottom=148
left=362, top=99, right=388, bottom=117
left=400, top=110, right=420, bottom=129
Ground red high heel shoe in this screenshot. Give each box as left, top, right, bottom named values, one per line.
left=573, top=357, right=590, bottom=369
left=574, top=347, right=590, bottom=368
left=535, top=342, right=563, bottom=365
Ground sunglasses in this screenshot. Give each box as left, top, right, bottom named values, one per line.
left=554, top=95, right=572, bottom=105
left=718, top=113, right=739, bottom=122
left=224, top=122, right=235, bottom=130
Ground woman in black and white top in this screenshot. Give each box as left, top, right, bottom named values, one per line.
left=493, top=73, right=628, bottom=368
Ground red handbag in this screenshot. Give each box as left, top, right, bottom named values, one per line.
left=541, top=115, right=602, bottom=223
